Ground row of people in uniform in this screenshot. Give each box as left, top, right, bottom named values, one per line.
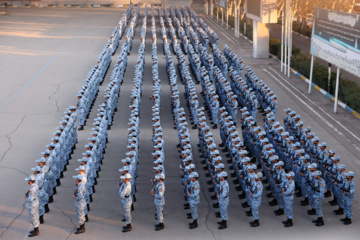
left=166, top=17, right=179, bottom=55
left=76, top=6, right=135, bottom=131
left=24, top=5, right=134, bottom=237
left=214, top=106, right=293, bottom=227
left=194, top=108, right=230, bottom=229
left=235, top=80, right=355, bottom=226
left=228, top=66, right=258, bottom=120
left=72, top=27, right=136, bottom=233
left=212, top=45, right=228, bottom=78
left=72, top=7, right=139, bottom=231
left=25, top=106, right=79, bottom=237
left=199, top=66, right=219, bottom=128
left=118, top=10, right=148, bottom=233
left=161, top=21, right=202, bottom=229
left=72, top=9, right=143, bottom=231
left=104, top=43, right=128, bottom=129
left=150, top=21, right=167, bottom=231
left=172, top=7, right=270, bottom=226
left=170, top=40, right=199, bottom=130
left=213, top=66, right=238, bottom=125
left=187, top=44, right=201, bottom=83
left=223, top=44, right=243, bottom=78
left=261, top=108, right=356, bottom=225
left=244, top=66, right=278, bottom=113
left=124, top=5, right=141, bottom=55
left=164, top=12, right=232, bottom=229
left=166, top=12, right=235, bottom=230
left=109, top=3, right=133, bottom=55
left=198, top=18, right=219, bottom=47
left=184, top=9, right=355, bottom=228
left=198, top=44, right=214, bottom=81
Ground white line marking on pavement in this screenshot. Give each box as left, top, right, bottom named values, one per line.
left=265, top=67, right=360, bottom=153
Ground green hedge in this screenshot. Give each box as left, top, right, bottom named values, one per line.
left=269, top=39, right=360, bottom=112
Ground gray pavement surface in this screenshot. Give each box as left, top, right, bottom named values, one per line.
left=268, top=23, right=360, bottom=87
left=0, top=3, right=360, bottom=240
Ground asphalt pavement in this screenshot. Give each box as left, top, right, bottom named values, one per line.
left=0, top=4, right=360, bottom=240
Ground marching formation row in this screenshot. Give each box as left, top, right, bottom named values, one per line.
left=24, top=4, right=134, bottom=237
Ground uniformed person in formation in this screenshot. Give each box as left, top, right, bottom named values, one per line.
left=187, top=172, right=200, bottom=229
left=282, top=171, right=295, bottom=227
left=152, top=173, right=165, bottom=231
left=311, top=170, right=325, bottom=226
left=73, top=174, right=86, bottom=234
left=217, top=171, right=229, bottom=230
left=249, top=172, right=263, bottom=227
left=342, top=171, right=355, bottom=225
left=119, top=173, right=132, bottom=232
left=25, top=175, right=40, bottom=237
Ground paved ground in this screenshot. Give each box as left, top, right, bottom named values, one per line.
left=0, top=3, right=360, bottom=240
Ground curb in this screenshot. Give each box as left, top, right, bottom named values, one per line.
left=270, top=55, right=360, bottom=120
left=235, top=30, right=360, bottom=120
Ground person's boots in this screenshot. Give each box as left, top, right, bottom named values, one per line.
left=211, top=194, right=217, bottom=200
left=189, top=220, right=198, bottom=229
left=39, top=215, right=44, bottom=224
left=307, top=208, right=316, bottom=215
left=45, top=204, right=50, bottom=213
left=87, top=204, right=90, bottom=212
left=300, top=198, right=309, bottom=206
left=218, top=220, right=227, bottom=229
left=122, top=224, right=132, bottom=232
left=246, top=209, right=252, bottom=217
left=215, top=212, right=221, bottom=218
left=242, top=201, right=250, bottom=208
left=238, top=192, right=245, bottom=199
left=344, top=218, right=352, bottom=225
left=85, top=214, right=89, bottom=222
left=282, top=218, right=289, bottom=224
left=284, top=218, right=293, bottom=227
left=250, top=219, right=260, bottom=227
left=268, top=199, right=277, bottom=206
left=48, top=195, right=53, bottom=203
left=90, top=195, right=93, bottom=202
left=312, top=217, right=320, bottom=223
left=324, top=190, right=332, bottom=197
left=75, top=224, right=85, bottom=234
left=274, top=208, right=284, bottom=216
left=155, top=223, right=164, bottom=231
left=131, top=204, right=134, bottom=211
left=329, top=196, right=338, bottom=206
left=340, top=217, right=348, bottom=222
left=334, top=208, right=344, bottom=215
left=28, top=227, right=39, bottom=237
left=78, top=126, right=84, bottom=131
left=315, top=217, right=324, bottom=227
left=295, top=191, right=302, bottom=197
